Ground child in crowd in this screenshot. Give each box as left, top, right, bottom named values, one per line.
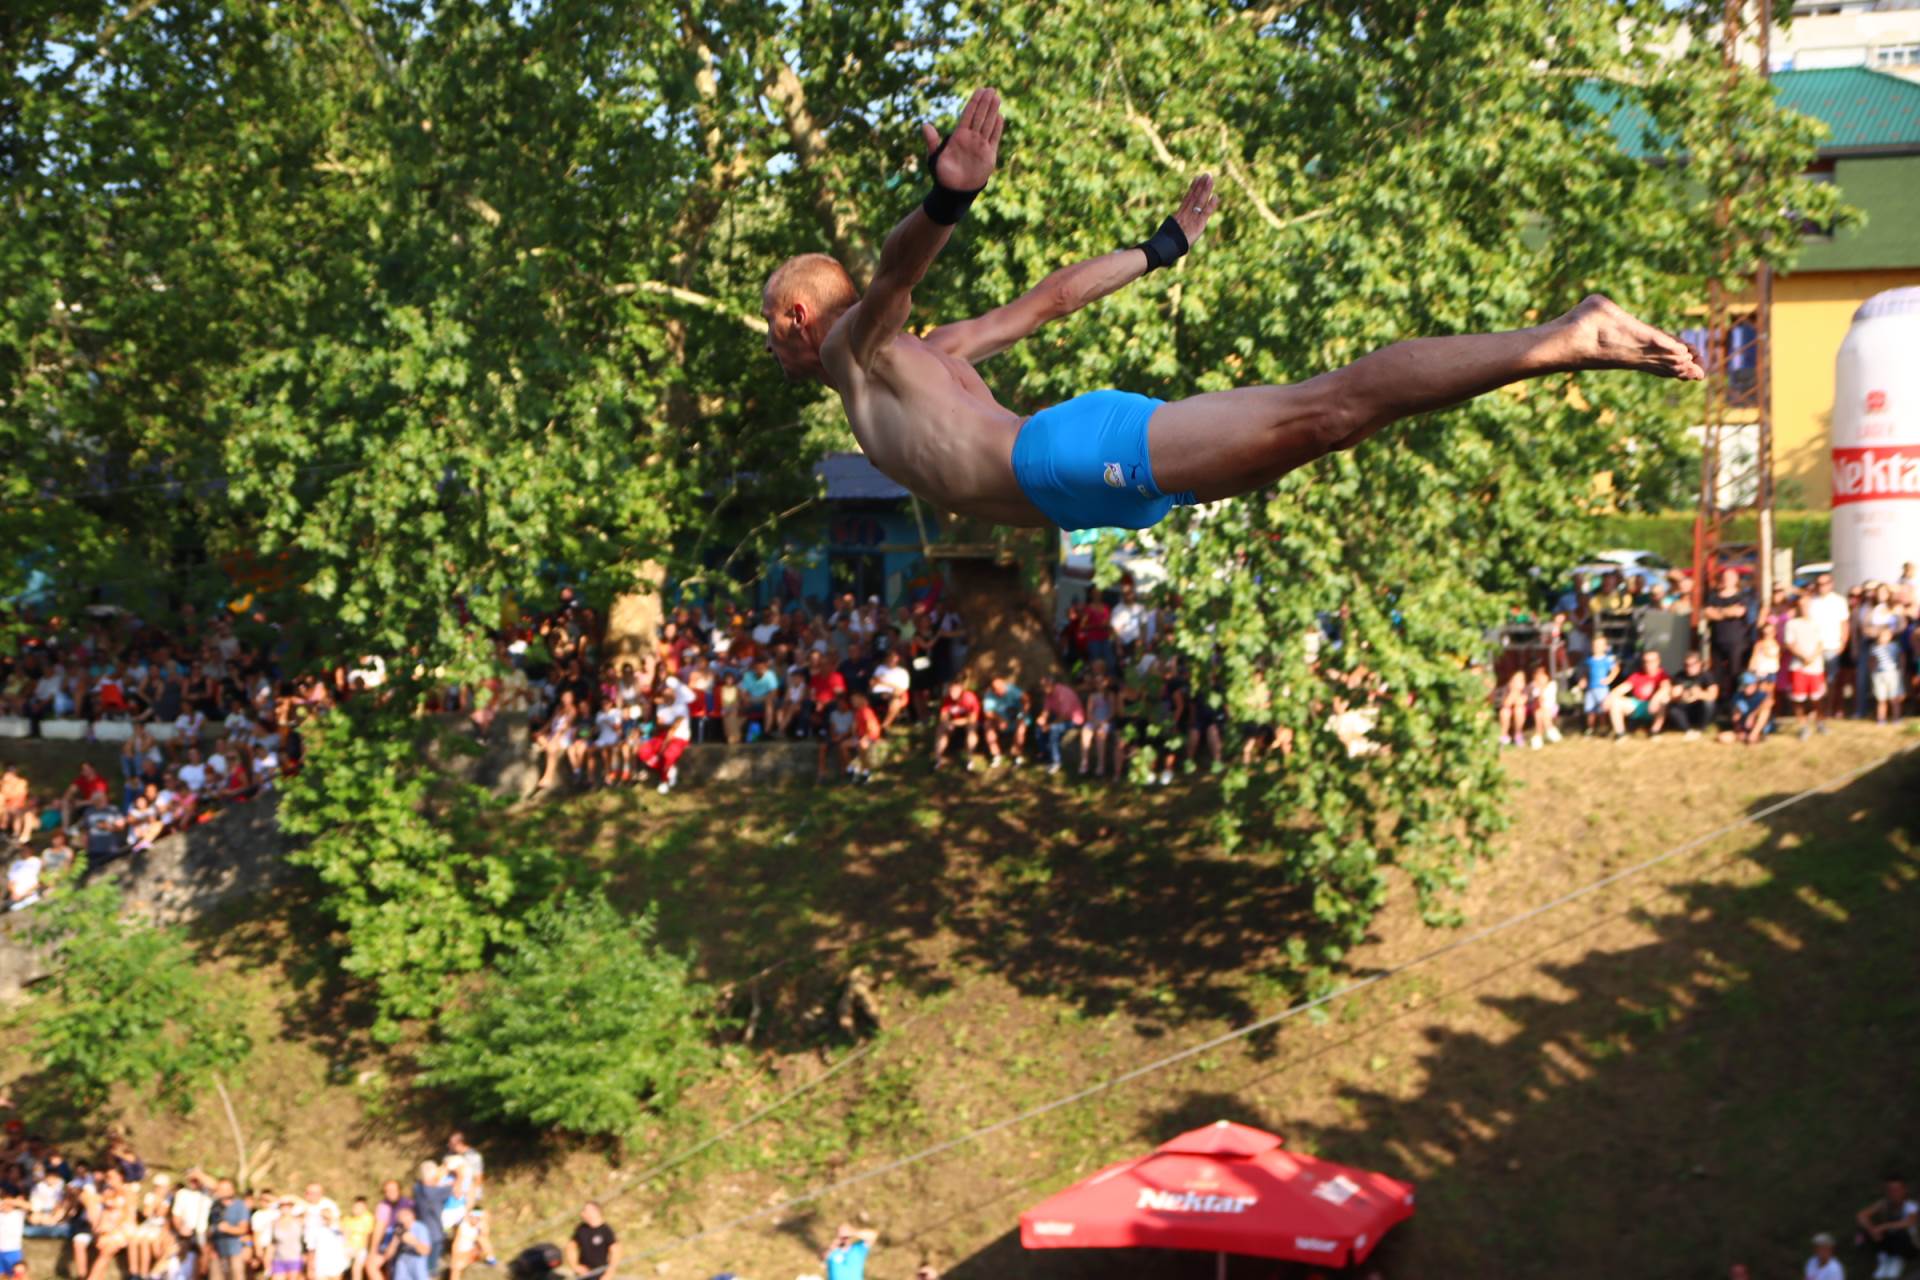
left=1578, top=634, right=1617, bottom=735
left=1869, top=625, right=1903, bottom=724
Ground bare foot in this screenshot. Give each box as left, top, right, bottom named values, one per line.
left=1556, top=294, right=1705, bottom=381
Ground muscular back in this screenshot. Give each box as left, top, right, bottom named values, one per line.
left=823, top=322, right=1045, bottom=526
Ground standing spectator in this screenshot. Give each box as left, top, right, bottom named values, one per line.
left=1805, top=572, right=1851, bottom=720
left=1786, top=594, right=1830, bottom=739
left=366, top=1183, right=403, bottom=1280
left=824, top=1223, right=878, bottom=1280
left=169, top=1169, right=211, bottom=1280
left=267, top=1196, right=305, bottom=1280
left=565, top=1203, right=618, bottom=1280
left=408, top=1164, right=448, bottom=1278
left=1668, top=652, right=1719, bottom=740
left=931, top=680, right=981, bottom=772
left=1034, top=673, right=1084, bottom=775
left=1853, top=584, right=1897, bottom=719
left=1578, top=634, right=1617, bottom=735
left=1868, top=625, right=1904, bottom=725
left=1807, top=1232, right=1844, bottom=1280
left=1080, top=596, right=1114, bottom=670
left=444, top=1133, right=483, bottom=1209
left=249, top=1187, right=278, bottom=1277
left=1856, top=1175, right=1917, bottom=1280
left=1702, top=568, right=1752, bottom=701
left=1606, top=650, right=1672, bottom=740
left=1109, top=580, right=1152, bottom=662
left=208, top=1179, right=250, bottom=1280
left=342, top=1198, right=376, bottom=1280
left=381, top=1205, right=429, bottom=1280
left=309, top=1205, right=349, bottom=1280
left=447, top=1209, right=491, bottom=1280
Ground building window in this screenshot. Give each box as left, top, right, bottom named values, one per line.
left=1873, top=44, right=1920, bottom=69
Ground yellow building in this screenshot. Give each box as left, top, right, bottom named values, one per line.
left=1762, top=69, right=1920, bottom=508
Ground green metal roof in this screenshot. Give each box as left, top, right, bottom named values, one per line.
left=1578, top=67, right=1920, bottom=157
left=1774, top=67, right=1920, bottom=151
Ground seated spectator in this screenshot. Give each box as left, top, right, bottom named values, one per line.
left=177, top=747, right=210, bottom=797
left=1, top=765, right=31, bottom=845
left=1496, top=670, right=1530, bottom=748
left=6, top=845, right=41, bottom=911
left=532, top=690, right=583, bottom=794
left=92, top=667, right=131, bottom=721
left=715, top=672, right=745, bottom=745
left=1526, top=666, right=1561, bottom=748
left=635, top=675, right=692, bottom=795
left=980, top=676, right=1027, bottom=768
left=868, top=650, right=912, bottom=735
left=1606, top=650, right=1671, bottom=740
left=1578, top=635, right=1617, bottom=734
left=738, top=657, right=779, bottom=742
left=931, top=679, right=981, bottom=772
left=1033, top=673, right=1084, bottom=775
left=1856, top=1174, right=1917, bottom=1280
left=1721, top=672, right=1775, bottom=746
left=1668, top=652, right=1718, bottom=740
left=79, top=800, right=124, bottom=867
left=60, top=763, right=109, bottom=829
left=39, top=829, right=73, bottom=883
left=845, top=692, right=884, bottom=784
left=819, top=693, right=857, bottom=784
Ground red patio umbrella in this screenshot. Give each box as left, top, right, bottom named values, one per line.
left=1019, top=1120, right=1414, bottom=1276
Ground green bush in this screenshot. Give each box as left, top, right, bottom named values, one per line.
left=25, top=875, right=251, bottom=1115
left=279, top=703, right=577, bottom=1042
left=419, top=894, right=716, bottom=1139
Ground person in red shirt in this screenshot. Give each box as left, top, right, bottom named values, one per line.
left=932, top=679, right=981, bottom=771
left=1080, top=597, right=1115, bottom=668
left=806, top=649, right=847, bottom=739
left=846, top=691, right=885, bottom=783
left=1605, top=649, right=1673, bottom=739
left=61, top=761, right=109, bottom=827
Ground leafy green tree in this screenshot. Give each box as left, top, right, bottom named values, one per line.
left=924, top=0, right=1841, bottom=969
left=25, top=874, right=251, bottom=1115
left=276, top=702, right=580, bottom=1041
left=419, top=893, right=716, bottom=1139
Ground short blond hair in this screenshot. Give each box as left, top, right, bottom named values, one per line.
left=764, top=253, right=857, bottom=316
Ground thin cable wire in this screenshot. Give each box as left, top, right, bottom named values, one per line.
left=629, top=743, right=1916, bottom=1261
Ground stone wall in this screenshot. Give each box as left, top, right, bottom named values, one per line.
left=0, top=795, right=291, bottom=1002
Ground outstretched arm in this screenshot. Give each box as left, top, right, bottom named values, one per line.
left=927, top=174, right=1218, bottom=365
left=841, top=88, right=1004, bottom=371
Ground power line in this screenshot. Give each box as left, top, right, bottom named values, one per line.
left=624, top=743, right=1915, bottom=1263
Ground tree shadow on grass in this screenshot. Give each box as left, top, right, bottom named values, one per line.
left=934, top=751, right=1918, bottom=1280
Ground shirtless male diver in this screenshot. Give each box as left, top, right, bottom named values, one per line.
left=762, top=87, right=1705, bottom=533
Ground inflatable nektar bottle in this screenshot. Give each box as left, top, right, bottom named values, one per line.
left=1830, top=286, right=1920, bottom=590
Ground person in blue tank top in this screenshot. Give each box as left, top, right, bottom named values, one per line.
left=761, top=88, right=1705, bottom=534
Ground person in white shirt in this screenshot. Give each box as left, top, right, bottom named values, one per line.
left=1785, top=594, right=1830, bottom=739
left=1806, top=1232, right=1844, bottom=1280
left=1804, top=572, right=1850, bottom=715
left=7, top=852, right=42, bottom=911
left=869, top=651, right=913, bottom=733
left=1108, top=579, right=1154, bottom=659
left=635, top=677, right=694, bottom=794
left=174, top=708, right=206, bottom=745
left=177, top=749, right=209, bottom=795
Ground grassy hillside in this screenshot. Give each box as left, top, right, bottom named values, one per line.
left=6, top=725, right=1915, bottom=1280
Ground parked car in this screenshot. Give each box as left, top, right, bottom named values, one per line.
left=1590, top=548, right=1671, bottom=571
left=1793, top=561, right=1833, bottom=591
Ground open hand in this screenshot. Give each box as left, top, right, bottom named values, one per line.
left=920, top=87, right=1003, bottom=191
left=1171, top=173, right=1219, bottom=244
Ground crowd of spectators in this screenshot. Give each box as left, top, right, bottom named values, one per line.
left=1492, top=560, right=1920, bottom=749
left=0, top=1130, right=504, bottom=1280
left=0, top=608, right=320, bottom=914
left=511, top=591, right=973, bottom=793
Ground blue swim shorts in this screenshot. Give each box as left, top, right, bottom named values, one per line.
left=1011, top=390, right=1196, bottom=531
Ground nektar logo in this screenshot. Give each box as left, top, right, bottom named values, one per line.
left=1832, top=446, right=1920, bottom=505
left=1135, top=1189, right=1257, bottom=1214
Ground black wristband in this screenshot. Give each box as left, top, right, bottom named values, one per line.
left=921, top=136, right=985, bottom=226
left=1136, top=216, right=1190, bottom=272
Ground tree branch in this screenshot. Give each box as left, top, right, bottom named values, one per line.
left=762, top=61, right=877, bottom=286
left=608, top=281, right=767, bottom=334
